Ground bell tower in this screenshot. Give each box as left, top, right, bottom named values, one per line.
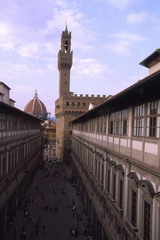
left=58, top=25, right=73, bottom=97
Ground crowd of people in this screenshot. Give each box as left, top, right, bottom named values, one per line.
left=7, top=160, right=95, bottom=240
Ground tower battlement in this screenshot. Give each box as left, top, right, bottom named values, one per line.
left=72, top=93, right=106, bottom=98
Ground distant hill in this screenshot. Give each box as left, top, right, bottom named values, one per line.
left=49, top=116, right=56, bottom=122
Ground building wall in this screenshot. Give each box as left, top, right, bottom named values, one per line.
left=71, top=97, right=160, bottom=240
left=42, top=121, right=56, bottom=145
left=149, top=61, right=160, bottom=75
left=0, top=83, right=12, bottom=105
left=55, top=94, right=106, bottom=161
left=0, top=102, right=43, bottom=239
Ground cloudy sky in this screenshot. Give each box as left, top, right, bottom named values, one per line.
left=1, top=0, right=160, bottom=116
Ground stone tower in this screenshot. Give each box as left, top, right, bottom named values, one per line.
left=55, top=27, right=107, bottom=162
left=58, top=25, right=73, bottom=97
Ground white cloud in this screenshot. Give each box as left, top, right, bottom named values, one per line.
left=44, top=8, right=83, bottom=34
left=0, top=42, right=15, bottom=51
left=107, top=0, right=138, bottom=10
left=106, top=32, right=147, bottom=55
left=13, top=85, right=32, bottom=93
left=127, top=12, right=148, bottom=24
left=0, top=62, right=52, bottom=83
left=0, top=22, right=11, bottom=37
left=17, top=42, right=39, bottom=57
left=43, top=7, right=95, bottom=51
left=73, top=58, right=115, bottom=79
left=106, top=40, right=131, bottom=55
left=47, top=63, right=56, bottom=71
left=48, top=0, right=69, bottom=8
left=14, top=41, right=56, bottom=59
left=112, top=32, right=146, bottom=41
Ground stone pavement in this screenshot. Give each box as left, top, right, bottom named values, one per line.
left=7, top=161, right=92, bottom=240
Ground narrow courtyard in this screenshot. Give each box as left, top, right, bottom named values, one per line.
left=7, top=161, right=93, bottom=240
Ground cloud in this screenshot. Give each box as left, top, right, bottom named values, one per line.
left=0, top=1, right=95, bottom=60
left=13, top=85, right=32, bottom=93
left=43, top=6, right=95, bottom=51
left=0, top=62, right=52, bottom=83
left=72, top=58, right=115, bottom=79
left=106, top=32, right=147, bottom=55
left=127, top=12, right=148, bottom=24
left=106, top=0, right=138, bottom=10
left=48, top=0, right=69, bottom=8
left=112, top=32, right=146, bottom=41
left=14, top=41, right=56, bottom=59
left=0, top=42, right=15, bottom=51
left=107, top=40, right=131, bottom=56
left=17, top=43, right=39, bottom=57
left=0, top=22, right=11, bottom=37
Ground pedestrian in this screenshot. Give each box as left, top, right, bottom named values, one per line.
left=22, top=227, right=27, bottom=240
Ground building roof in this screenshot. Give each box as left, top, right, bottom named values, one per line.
left=0, top=101, right=41, bottom=121
left=72, top=69, right=160, bottom=123
left=139, top=49, right=160, bottom=68
left=0, top=82, right=11, bottom=90
left=24, top=90, right=47, bottom=115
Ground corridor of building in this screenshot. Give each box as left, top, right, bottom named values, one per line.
left=6, top=161, right=94, bottom=240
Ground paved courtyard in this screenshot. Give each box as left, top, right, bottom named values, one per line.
left=6, top=161, right=92, bottom=240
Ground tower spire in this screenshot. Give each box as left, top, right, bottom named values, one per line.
left=65, top=20, right=68, bottom=32
left=34, top=89, right=38, bottom=99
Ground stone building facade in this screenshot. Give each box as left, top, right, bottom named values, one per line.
left=55, top=26, right=107, bottom=161
left=0, top=84, right=43, bottom=239
left=71, top=50, right=160, bottom=240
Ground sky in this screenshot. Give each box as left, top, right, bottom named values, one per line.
left=0, top=0, right=160, bottom=116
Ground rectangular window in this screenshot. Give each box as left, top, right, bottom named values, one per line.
left=131, top=190, right=137, bottom=227
left=0, top=153, right=6, bottom=176
left=109, top=121, right=113, bottom=134
left=122, top=120, right=127, bottom=135
left=143, top=200, right=151, bottom=240
left=149, top=117, right=156, bottom=137
left=133, top=104, right=144, bottom=137
left=89, top=118, right=96, bottom=133
left=97, top=115, right=106, bottom=133
left=109, top=109, right=128, bottom=135
left=0, top=112, right=6, bottom=130
left=146, top=101, right=160, bottom=138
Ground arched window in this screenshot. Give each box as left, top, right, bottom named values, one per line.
left=116, top=164, right=125, bottom=210
left=138, top=180, right=155, bottom=240
left=155, top=192, right=160, bottom=240
left=64, top=40, right=68, bottom=53
left=127, top=172, right=139, bottom=228
left=110, top=161, right=117, bottom=201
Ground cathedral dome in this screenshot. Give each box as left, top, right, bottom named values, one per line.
left=24, top=90, right=48, bottom=120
